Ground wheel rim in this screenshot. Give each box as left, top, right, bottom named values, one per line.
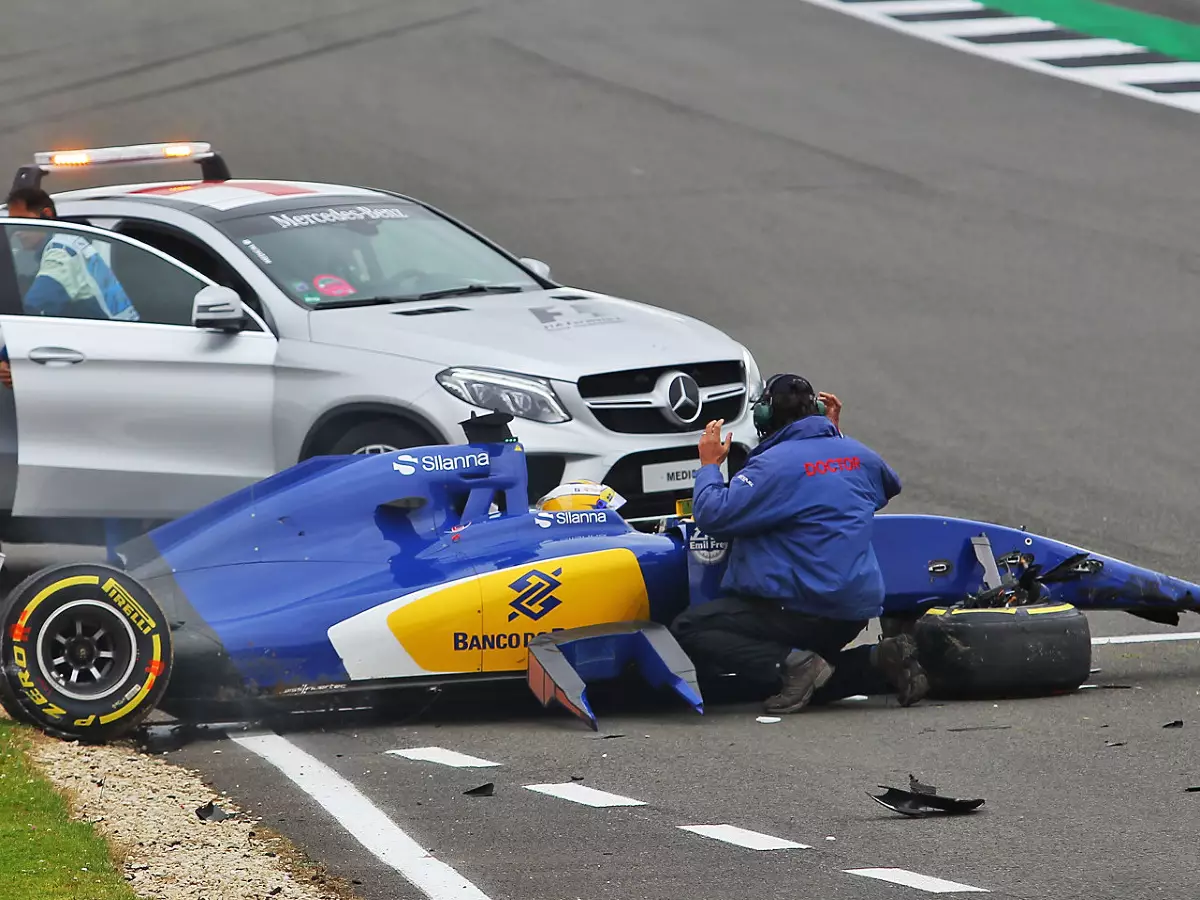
left=353, top=443, right=400, bottom=455
left=35, top=600, right=138, bottom=702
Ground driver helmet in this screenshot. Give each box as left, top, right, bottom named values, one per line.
left=536, top=480, right=626, bottom=512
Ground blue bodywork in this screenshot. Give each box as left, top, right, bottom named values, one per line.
left=115, top=421, right=1200, bottom=719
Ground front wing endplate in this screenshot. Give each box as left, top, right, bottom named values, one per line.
left=526, top=621, right=704, bottom=730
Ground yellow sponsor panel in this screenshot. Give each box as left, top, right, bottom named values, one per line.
left=386, top=548, right=649, bottom=675
left=480, top=548, right=648, bottom=673
left=386, top=579, right=483, bottom=674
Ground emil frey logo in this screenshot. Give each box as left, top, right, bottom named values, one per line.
left=689, top=531, right=729, bottom=566
left=535, top=510, right=609, bottom=529
left=393, top=451, right=490, bottom=476
left=507, top=568, right=564, bottom=622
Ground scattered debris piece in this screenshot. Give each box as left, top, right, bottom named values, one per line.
left=463, top=782, right=495, bottom=797
left=600, top=734, right=624, bottom=740
left=195, top=800, right=234, bottom=822
left=825, top=836, right=836, bottom=842
left=946, top=725, right=1012, bottom=732
left=870, top=784, right=985, bottom=818
left=908, top=774, right=937, bottom=795
left=570, top=775, right=585, bottom=782
left=1185, top=787, right=1200, bottom=793
left=1104, top=741, right=1126, bottom=748
left=1164, top=720, right=1184, bottom=729
left=1090, top=667, right=1101, bottom=674
left=756, top=716, right=781, bottom=724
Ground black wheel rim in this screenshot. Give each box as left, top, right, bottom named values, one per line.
left=35, top=600, right=137, bottom=702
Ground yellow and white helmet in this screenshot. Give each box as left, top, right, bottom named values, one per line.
left=536, top=480, right=626, bottom=512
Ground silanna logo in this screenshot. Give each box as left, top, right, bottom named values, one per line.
left=534, top=510, right=609, bottom=528
left=507, top=568, right=564, bottom=622
left=393, top=451, right=490, bottom=475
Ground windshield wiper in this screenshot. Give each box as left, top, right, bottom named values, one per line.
left=309, top=284, right=526, bottom=309
left=309, top=296, right=415, bottom=310
left=414, top=284, right=526, bottom=301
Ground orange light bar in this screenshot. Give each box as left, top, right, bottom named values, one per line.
left=49, top=151, right=91, bottom=166
left=34, top=141, right=213, bottom=170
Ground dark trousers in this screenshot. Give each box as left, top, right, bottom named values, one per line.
left=670, top=595, right=894, bottom=703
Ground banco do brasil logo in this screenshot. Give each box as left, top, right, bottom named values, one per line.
left=508, top=568, right=564, bottom=622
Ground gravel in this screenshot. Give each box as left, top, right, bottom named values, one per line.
left=11, top=714, right=357, bottom=900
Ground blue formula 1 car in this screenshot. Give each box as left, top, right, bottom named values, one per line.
left=2, top=412, right=1198, bottom=743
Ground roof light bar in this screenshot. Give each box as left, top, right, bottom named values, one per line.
left=10, top=141, right=231, bottom=193
left=33, top=141, right=215, bottom=169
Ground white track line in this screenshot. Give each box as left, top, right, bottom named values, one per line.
left=850, top=0, right=985, bottom=13
left=798, top=0, right=1200, bottom=115
left=1092, top=631, right=1200, bottom=645
left=678, top=824, right=811, bottom=850
left=905, top=15, right=1059, bottom=36
left=524, top=782, right=647, bottom=807
left=980, top=38, right=1147, bottom=59
left=386, top=747, right=501, bottom=768
left=1069, top=61, right=1200, bottom=85
left=233, top=732, right=492, bottom=900
left=846, top=868, right=990, bottom=893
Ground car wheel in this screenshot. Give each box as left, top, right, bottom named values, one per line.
left=913, top=602, right=1092, bottom=700
left=0, top=563, right=173, bottom=743
left=320, top=418, right=437, bottom=457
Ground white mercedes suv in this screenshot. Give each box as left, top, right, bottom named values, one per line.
left=0, top=142, right=761, bottom=545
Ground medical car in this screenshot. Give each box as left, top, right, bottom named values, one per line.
left=0, top=142, right=762, bottom=544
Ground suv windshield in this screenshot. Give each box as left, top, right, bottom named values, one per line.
left=219, top=199, right=542, bottom=308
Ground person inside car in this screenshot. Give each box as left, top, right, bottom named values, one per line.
left=5, top=187, right=138, bottom=321
left=2, top=187, right=139, bottom=388
left=669, top=375, right=929, bottom=714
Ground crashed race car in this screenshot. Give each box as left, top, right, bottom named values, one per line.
left=2, top=411, right=1198, bottom=743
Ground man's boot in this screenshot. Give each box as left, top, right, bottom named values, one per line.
left=763, top=649, right=834, bottom=714
left=872, top=634, right=929, bottom=707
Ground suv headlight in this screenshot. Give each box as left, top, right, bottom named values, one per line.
left=437, top=367, right=571, bottom=424
left=742, top=345, right=764, bottom=400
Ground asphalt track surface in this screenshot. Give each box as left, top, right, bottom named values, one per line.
left=3, top=1, right=1200, bottom=898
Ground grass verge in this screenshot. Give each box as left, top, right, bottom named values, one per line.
left=0, top=719, right=138, bottom=900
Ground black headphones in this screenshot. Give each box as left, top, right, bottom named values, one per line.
left=752, top=374, right=825, bottom=437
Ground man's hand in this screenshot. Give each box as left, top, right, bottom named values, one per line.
left=818, top=391, right=841, bottom=430
left=0, top=362, right=11, bottom=389
left=698, top=418, right=732, bottom=466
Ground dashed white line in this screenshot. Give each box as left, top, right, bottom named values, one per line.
left=524, top=782, right=648, bottom=807
left=233, top=731, right=493, bottom=900
left=1092, top=631, right=1200, bottom=645
left=678, top=824, right=811, bottom=850
left=387, top=747, right=502, bottom=768
left=846, top=868, right=989, bottom=893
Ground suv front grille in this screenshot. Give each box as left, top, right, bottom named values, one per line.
left=578, top=361, right=747, bottom=435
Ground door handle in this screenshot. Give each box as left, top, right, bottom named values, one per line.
left=28, top=346, right=86, bottom=365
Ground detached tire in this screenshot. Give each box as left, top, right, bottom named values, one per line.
left=914, top=603, right=1091, bottom=699
left=0, top=563, right=173, bottom=743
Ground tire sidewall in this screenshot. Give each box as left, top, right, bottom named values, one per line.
left=1, top=564, right=172, bottom=740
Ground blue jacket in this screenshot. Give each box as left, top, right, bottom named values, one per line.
left=692, top=416, right=901, bottom=620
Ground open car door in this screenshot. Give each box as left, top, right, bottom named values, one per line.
left=0, top=217, right=278, bottom=520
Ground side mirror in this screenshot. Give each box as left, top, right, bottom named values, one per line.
left=519, top=257, right=552, bottom=281
left=192, top=285, right=245, bottom=331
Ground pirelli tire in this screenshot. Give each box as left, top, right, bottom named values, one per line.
left=0, top=563, right=173, bottom=743
left=913, top=602, right=1092, bottom=699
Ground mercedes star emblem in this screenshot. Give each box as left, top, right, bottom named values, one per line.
left=663, top=372, right=702, bottom=426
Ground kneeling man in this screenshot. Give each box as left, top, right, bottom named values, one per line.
left=671, top=374, right=927, bottom=714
